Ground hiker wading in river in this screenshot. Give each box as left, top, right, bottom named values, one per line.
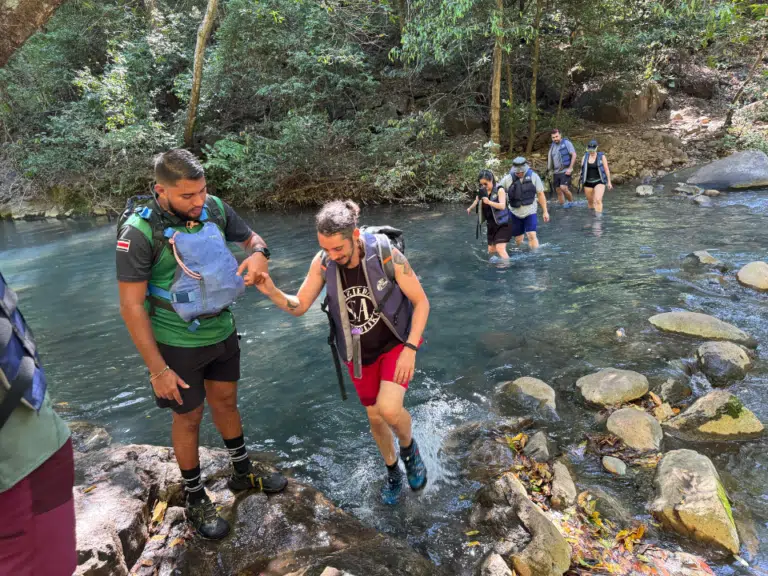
left=254, top=200, right=430, bottom=505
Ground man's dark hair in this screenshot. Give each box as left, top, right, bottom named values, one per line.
left=551, top=128, right=560, bottom=135
left=316, top=200, right=360, bottom=239
left=154, top=149, right=205, bottom=185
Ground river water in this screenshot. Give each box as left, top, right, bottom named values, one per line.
left=1, top=186, right=767, bottom=574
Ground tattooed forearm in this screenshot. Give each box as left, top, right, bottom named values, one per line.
left=286, top=296, right=300, bottom=309
left=392, top=249, right=413, bottom=276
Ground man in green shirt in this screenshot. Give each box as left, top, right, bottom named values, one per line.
left=116, top=149, right=286, bottom=540
left=0, top=271, right=75, bottom=575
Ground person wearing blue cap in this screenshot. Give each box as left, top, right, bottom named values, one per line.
left=579, top=139, right=613, bottom=213
left=499, top=157, right=550, bottom=249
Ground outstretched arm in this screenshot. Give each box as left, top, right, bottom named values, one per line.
left=467, top=195, right=479, bottom=214
left=390, top=249, right=429, bottom=384
left=254, top=254, right=325, bottom=317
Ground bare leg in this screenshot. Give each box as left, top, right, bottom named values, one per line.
left=205, top=380, right=243, bottom=440
left=560, top=185, right=574, bottom=203
left=556, top=188, right=565, bottom=205
left=494, top=242, right=509, bottom=259
left=171, top=404, right=204, bottom=470
left=514, top=235, right=524, bottom=246
left=376, top=381, right=412, bottom=446
left=593, top=184, right=606, bottom=213
left=527, top=231, right=540, bottom=249
left=487, top=245, right=495, bottom=255
left=584, top=186, right=595, bottom=209
left=366, top=405, right=397, bottom=466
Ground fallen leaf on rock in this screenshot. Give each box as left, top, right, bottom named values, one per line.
left=151, top=501, right=167, bottom=525
left=150, top=535, right=166, bottom=542
left=649, top=392, right=662, bottom=406
left=465, top=530, right=479, bottom=536
left=466, top=541, right=481, bottom=547
left=169, top=538, right=185, bottom=548
left=83, top=485, right=97, bottom=494
left=141, top=559, right=153, bottom=567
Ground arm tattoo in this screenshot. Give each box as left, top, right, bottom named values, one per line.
left=286, top=296, right=299, bottom=309
left=393, top=249, right=413, bottom=276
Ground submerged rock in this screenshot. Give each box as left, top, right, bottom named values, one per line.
left=496, top=377, right=557, bottom=419
left=635, top=185, right=654, bottom=197
left=576, top=368, right=649, bottom=407
left=551, top=461, right=577, bottom=510
left=696, top=341, right=752, bottom=386
left=675, top=184, right=702, bottom=195
left=693, top=195, right=713, bottom=207
left=650, top=449, right=739, bottom=555
left=74, top=444, right=438, bottom=576
left=684, top=250, right=727, bottom=271
left=477, top=553, right=514, bottom=576
left=660, top=377, right=693, bottom=405
left=649, top=311, right=756, bottom=347
left=606, top=407, right=663, bottom=452
left=471, top=473, right=571, bottom=576
left=687, top=149, right=768, bottom=190
left=602, top=456, right=627, bottom=476
left=68, top=421, right=112, bottom=453
left=664, top=390, right=764, bottom=442
left=736, top=261, right=768, bottom=291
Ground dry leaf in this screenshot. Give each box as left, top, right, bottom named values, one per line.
left=83, top=485, right=97, bottom=494
left=466, top=541, right=481, bottom=547
left=150, top=535, right=166, bottom=542
left=169, top=538, right=185, bottom=548
left=151, top=501, right=168, bottom=525
left=649, top=392, right=662, bottom=406
left=141, top=559, right=153, bottom=567
left=465, top=530, right=479, bottom=536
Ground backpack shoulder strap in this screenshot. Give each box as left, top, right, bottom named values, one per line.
left=208, top=195, right=227, bottom=227
left=374, top=234, right=396, bottom=282
left=318, top=250, right=330, bottom=282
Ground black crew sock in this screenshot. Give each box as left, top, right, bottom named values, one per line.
left=224, top=434, right=251, bottom=475
left=181, top=465, right=206, bottom=504
left=400, top=439, right=415, bottom=458
left=386, top=460, right=400, bottom=475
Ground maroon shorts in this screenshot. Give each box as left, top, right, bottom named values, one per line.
left=345, top=342, right=418, bottom=407
left=0, top=438, right=76, bottom=576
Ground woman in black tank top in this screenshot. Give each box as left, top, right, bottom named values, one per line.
left=582, top=139, right=613, bottom=213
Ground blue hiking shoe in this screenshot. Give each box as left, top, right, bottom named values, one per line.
left=381, top=466, right=403, bottom=505
left=401, top=440, right=428, bottom=491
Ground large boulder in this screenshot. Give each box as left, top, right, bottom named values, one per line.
left=686, top=150, right=768, bottom=190
left=550, top=461, right=577, bottom=510
left=74, top=444, right=438, bottom=576
left=606, top=407, right=663, bottom=452
left=696, top=341, right=752, bottom=386
left=649, top=311, right=756, bottom=348
left=664, top=390, right=764, bottom=442
left=496, top=377, right=557, bottom=418
left=576, top=81, right=667, bottom=124
left=736, top=261, right=768, bottom=291
left=576, top=368, right=649, bottom=407
left=471, top=473, right=571, bottom=576
left=650, top=449, right=739, bottom=555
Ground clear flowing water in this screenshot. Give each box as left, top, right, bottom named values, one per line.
left=1, top=187, right=767, bottom=575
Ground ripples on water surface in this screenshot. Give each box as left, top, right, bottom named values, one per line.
left=1, top=187, right=767, bottom=574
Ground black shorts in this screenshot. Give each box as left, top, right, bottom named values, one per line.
left=584, top=180, right=603, bottom=188
left=487, top=221, right=513, bottom=245
left=554, top=173, right=572, bottom=188
left=155, top=331, right=241, bottom=413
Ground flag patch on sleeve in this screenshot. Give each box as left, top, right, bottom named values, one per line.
left=116, top=239, right=131, bottom=252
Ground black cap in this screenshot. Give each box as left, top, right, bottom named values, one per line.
left=587, top=139, right=598, bottom=148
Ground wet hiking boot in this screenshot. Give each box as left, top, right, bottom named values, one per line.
left=381, top=465, right=404, bottom=505
left=401, top=439, right=427, bottom=491
left=228, top=463, right=288, bottom=493
left=186, top=495, right=230, bottom=540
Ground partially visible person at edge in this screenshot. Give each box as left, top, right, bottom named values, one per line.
left=547, top=128, right=577, bottom=205
left=580, top=139, right=613, bottom=213
left=253, top=200, right=429, bottom=505
left=116, top=149, right=287, bottom=540
left=0, top=272, right=76, bottom=575
left=499, top=156, right=550, bottom=249
left=466, top=169, right=513, bottom=259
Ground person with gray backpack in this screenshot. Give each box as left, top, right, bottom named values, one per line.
left=252, top=200, right=430, bottom=505
left=116, top=149, right=287, bottom=540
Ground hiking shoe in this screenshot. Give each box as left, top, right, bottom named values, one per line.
left=228, top=465, right=288, bottom=493
left=402, top=440, right=427, bottom=491
left=186, top=495, right=230, bottom=540
left=381, top=466, right=404, bottom=505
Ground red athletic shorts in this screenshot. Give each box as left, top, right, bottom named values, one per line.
left=0, top=438, right=76, bottom=576
left=345, top=342, right=414, bottom=407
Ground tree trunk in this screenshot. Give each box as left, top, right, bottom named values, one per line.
left=525, top=0, right=543, bottom=156
left=556, top=30, right=575, bottom=123
left=397, top=0, right=408, bottom=37
left=0, top=0, right=67, bottom=67
left=505, top=51, right=514, bottom=151
left=489, top=0, right=504, bottom=151
left=724, top=36, right=767, bottom=129
left=184, top=0, right=219, bottom=149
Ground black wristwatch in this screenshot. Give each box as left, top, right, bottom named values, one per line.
left=403, top=342, right=419, bottom=352
left=253, top=247, right=271, bottom=260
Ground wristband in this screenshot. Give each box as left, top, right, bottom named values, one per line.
left=403, top=342, right=419, bottom=352
left=150, top=365, right=170, bottom=382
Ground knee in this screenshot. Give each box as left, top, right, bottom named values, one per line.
left=378, top=404, right=402, bottom=426
left=367, top=408, right=386, bottom=428
left=173, top=407, right=204, bottom=432
left=208, top=393, right=238, bottom=415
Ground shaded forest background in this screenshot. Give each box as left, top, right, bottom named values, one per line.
left=0, top=0, right=766, bottom=209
